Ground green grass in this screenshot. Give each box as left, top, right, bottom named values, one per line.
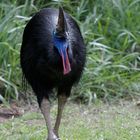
left=0, top=102, right=140, bottom=140
left=0, top=0, right=140, bottom=102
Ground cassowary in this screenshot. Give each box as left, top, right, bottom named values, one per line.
left=20, top=7, right=86, bottom=140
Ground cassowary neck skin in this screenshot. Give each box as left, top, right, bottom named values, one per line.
left=53, top=31, right=71, bottom=75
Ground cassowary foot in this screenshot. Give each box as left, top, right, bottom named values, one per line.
left=53, top=129, right=59, bottom=138
left=47, top=133, right=60, bottom=140
left=47, top=136, right=60, bottom=140
left=47, top=138, right=60, bottom=140
left=47, top=137, right=60, bottom=140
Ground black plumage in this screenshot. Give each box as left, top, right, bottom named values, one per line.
left=20, top=7, right=86, bottom=140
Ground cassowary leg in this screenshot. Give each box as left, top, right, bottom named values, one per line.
left=40, top=97, right=58, bottom=140
left=54, top=95, right=67, bottom=137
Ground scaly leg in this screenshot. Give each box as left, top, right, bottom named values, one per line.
left=54, top=95, right=67, bottom=137
left=40, top=97, right=58, bottom=140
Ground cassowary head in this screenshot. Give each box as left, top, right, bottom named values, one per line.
left=53, top=7, right=72, bottom=75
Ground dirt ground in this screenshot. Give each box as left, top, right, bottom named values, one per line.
left=0, top=98, right=140, bottom=140
left=0, top=98, right=140, bottom=123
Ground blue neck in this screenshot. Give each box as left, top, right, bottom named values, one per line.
left=53, top=31, right=68, bottom=61
left=53, top=31, right=72, bottom=74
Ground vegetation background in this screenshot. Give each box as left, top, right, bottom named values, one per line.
left=0, top=0, right=140, bottom=104
left=0, top=1, right=140, bottom=140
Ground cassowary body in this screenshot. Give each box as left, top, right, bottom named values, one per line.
left=20, top=7, right=86, bottom=140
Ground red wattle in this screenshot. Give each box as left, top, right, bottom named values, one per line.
left=61, top=50, right=71, bottom=75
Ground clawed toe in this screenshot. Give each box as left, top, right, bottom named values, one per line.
left=47, top=138, right=60, bottom=140
left=47, top=134, right=60, bottom=140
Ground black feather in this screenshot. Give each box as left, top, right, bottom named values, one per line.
left=20, top=8, right=86, bottom=105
